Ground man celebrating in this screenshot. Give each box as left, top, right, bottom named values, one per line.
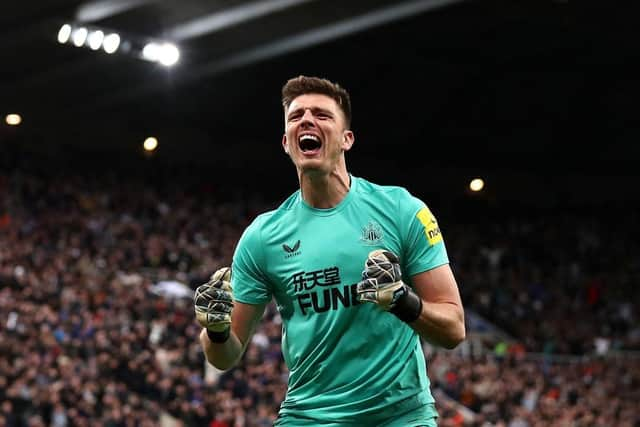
left=195, top=76, right=465, bottom=426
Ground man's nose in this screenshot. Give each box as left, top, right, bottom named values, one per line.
left=300, top=109, right=315, bottom=125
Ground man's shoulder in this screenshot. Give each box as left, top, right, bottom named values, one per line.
left=353, top=176, right=427, bottom=218
left=354, top=176, right=413, bottom=200
left=244, top=191, right=299, bottom=231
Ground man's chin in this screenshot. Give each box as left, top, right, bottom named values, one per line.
left=297, top=160, right=328, bottom=175
left=297, top=156, right=323, bottom=167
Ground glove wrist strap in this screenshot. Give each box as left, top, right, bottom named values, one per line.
left=390, top=286, right=423, bottom=323
left=207, top=328, right=230, bottom=343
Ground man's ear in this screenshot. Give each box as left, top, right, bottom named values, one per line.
left=342, top=130, right=355, bottom=151
left=282, top=134, right=290, bottom=154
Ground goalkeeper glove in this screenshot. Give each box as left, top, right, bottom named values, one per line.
left=356, top=250, right=423, bottom=323
left=194, top=267, right=233, bottom=343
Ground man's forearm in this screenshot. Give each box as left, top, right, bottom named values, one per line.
left=199, top=328, right=245, bottom=370
left=409, top=301, right=465, bottom=349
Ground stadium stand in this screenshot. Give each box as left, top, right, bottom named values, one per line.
left=1, top=153, right=638, bottom=426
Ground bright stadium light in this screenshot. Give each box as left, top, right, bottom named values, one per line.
left=87, top=30, right=105, bottom=50
left=141, top=42, right=160, bottom=61
left=57, top=24, right=72, bottom=43
left=143, top=137, right=158, bottom=151
left=72, top=27, right=89, bottom=47
left=158, top=43, right=180, bottom=66
left=55, top=23, right=179, bottom=67
left=103, top=33, right=121, bottom=54
left=469, top=178, right=485, bottom=192
left=5, top=114, right=22, bottom=126
left=142, top=42, right=180, bottom=66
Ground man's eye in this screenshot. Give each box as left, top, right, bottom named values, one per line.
left=317, top=113, right=330, bottom=119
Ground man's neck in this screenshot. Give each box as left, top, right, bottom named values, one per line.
left=299, top=168, right=351, bottom=209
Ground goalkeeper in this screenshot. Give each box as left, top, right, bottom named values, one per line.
left=195, top=75, right=465, bottom=426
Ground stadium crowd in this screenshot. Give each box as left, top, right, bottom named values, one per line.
left=1, top=164, right=638, bottom=426
left=448, top=209, right=640, bottom=355
left=430, top=352, right=639, bottom=426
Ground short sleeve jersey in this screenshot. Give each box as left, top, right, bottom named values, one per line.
left=232, top=176, right=449, bottom=424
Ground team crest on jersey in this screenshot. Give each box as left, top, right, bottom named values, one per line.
left=360, top=221, right=384, bottom=245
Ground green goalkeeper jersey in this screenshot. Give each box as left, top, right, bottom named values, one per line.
left=232, top=176, right=449, bottom=425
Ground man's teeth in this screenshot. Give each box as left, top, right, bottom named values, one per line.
left=299, top=135, right=319, bottom=142
left=299, top=134, right=321, bottom=152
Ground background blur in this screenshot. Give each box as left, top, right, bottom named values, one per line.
left=1, top=1, right=639, bottom=426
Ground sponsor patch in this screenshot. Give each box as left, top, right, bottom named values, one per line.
left=416, top=207, right=443, bottom=245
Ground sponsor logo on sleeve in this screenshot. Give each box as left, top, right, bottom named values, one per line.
left=416, top=207, right=443, bottom=245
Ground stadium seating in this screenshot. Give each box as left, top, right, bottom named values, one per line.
left=1, top=165, right=638, bottom=426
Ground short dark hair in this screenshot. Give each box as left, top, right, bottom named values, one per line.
left=281, top=75, right=352, bottom=128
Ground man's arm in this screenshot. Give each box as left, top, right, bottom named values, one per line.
left=200, top=302, right=266, bottom=370
left=409, top=264, right=465, bottom=349
left=357, top=251, right=465, bottom=349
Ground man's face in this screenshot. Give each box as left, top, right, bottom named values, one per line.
left=282, top=93, right=354, bottom=174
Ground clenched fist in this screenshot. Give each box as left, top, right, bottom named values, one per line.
left=194, top=267, right=233, bottom=341
left=357, top=250, right=423, bottom=323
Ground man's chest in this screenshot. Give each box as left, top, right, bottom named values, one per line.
left=264, top=212, right=402, bottom=305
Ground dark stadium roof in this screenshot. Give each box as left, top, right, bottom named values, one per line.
left=2, top=0, right=639, bottom=176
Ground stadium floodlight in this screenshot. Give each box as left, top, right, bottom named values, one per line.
left=143, top=137, right=158, bottom=151
left=5, top=114, right=22, bottom=126
left=469, top=178, right=485, bottom=192
left=141, top=42, right=161, bottom=61
left=56, top=23, right=178, bottom=66
left=72, top=27, right=89, bottom=47
left=158, top=43, right=180, bottom=66
left=142, top=42, right=180, bottom=66
left=57, top=24, right=72, bottom=43
left=103, top=33, right=121, bottom=54
left=88, top=30, right=105, bottom=50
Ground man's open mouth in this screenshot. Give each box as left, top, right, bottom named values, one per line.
left=298, top=134, right=322, bottom=153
